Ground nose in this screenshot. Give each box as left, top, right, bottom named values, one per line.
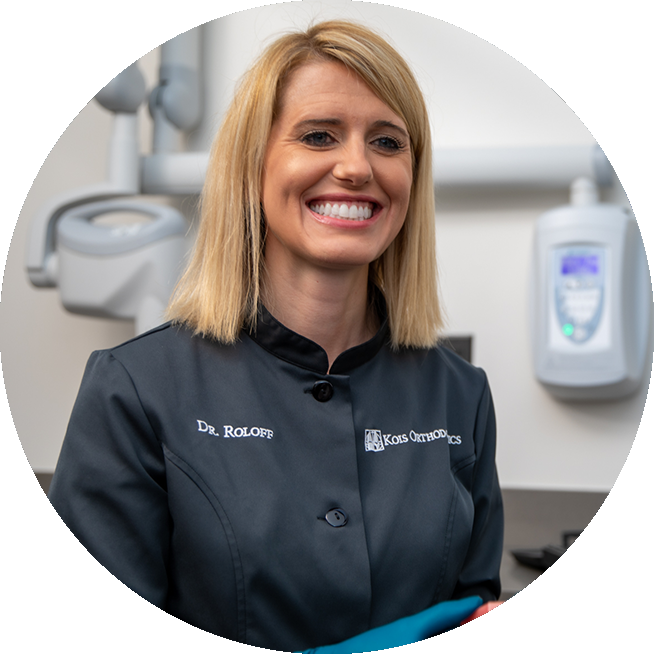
left=332, top=142, right=373, bottom=187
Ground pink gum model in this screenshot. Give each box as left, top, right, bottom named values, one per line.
left=461, top=602, right=547, bottom=654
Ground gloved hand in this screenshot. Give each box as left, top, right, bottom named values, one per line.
left=443, top=590, right=581, bottom=654
left=303, top=595, right=483, bottom=654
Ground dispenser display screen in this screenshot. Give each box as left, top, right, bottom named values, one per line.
left=553, top=246, right=606, bottom=345
left=561, top=255, right=599, bottom=276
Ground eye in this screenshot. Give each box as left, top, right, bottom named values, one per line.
left=301, top=131, right=335, bottom=147
left=371, top=135, right=406, bottom=153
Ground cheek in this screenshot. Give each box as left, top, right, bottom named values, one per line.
left=383, top=156, right=413, bottom=199
left=262, top=157, right=305, bottom=209
left=385, top=167, right=413, bottom=241
left=389, top=169, right=413, bottom=215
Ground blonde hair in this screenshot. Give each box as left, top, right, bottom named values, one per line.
left=168, top=20, right=443, bottom=348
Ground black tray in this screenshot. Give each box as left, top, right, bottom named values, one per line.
left=511, top=549, right=547, bottom=570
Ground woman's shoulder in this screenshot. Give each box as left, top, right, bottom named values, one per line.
left=435, top=341, right=488, bottom=379
left=100, top=321, right=191, bottom=355
left=402, top=339, right=490, bottom=395
left=76, top=322, right=170, bottom=377
left=87, top=321, right=227, bottom=374
left=432, top=340, right=482, bottom=369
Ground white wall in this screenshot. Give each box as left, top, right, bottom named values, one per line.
left=1, top=2, right=650, bottom=491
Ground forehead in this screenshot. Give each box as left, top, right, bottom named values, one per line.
left=275, top=60, right=407, bottom=129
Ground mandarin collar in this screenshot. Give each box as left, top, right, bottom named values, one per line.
left=247, top=298, right=389, bottom=375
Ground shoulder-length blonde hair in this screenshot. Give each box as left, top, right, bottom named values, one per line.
left=168, top=20, right=443, bottom=349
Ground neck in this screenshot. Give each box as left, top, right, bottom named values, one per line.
left=262, top=261, right=377, bottom=370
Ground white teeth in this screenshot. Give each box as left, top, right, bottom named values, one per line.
left=309, top=201, right=375, bottom=221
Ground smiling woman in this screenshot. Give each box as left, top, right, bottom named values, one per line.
left=260, top=61, right=414, bottom=361
left=47, top=20, right=504, bottom=653
left=168, top=20, right=441, bottom=351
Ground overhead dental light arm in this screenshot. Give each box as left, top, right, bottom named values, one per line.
left=156, top=0, right=202, bottom=130
left=90, top=0, right=145, bottom=113
left=26, top=63, right=146, bottom=287
left=432, top=143, right=613, bottom=188
left=149, top=28, right=202, bottom=153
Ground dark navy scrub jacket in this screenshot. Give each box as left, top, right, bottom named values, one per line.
left=49, top=306, right=504, bottom=652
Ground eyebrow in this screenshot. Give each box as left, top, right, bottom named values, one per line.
left=295, top=118, right=410, bottom=140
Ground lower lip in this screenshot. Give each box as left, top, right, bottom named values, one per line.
left=307, top=206, right=382, bottom=229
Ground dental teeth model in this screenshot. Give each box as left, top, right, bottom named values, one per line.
left=461, top=602, right=547, bottom=654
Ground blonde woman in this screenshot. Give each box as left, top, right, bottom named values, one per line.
left=50, top=21, right=503, bottom=652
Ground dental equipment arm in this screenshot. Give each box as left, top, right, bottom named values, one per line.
left=26, top=0, right=145, bottom=287
left=90, top=0, right=145, bottom=113
left=432, top=143, right=613, bottom=188
left=148, top=28, right=202, bottom=154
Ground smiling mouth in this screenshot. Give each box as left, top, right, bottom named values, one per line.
left=308, top=200, right=377, bottom=221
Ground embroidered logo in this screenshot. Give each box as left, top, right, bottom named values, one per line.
left=364, top=429, right=385, bottom=452
left=365, top=427, right=461, bottom=451
left=197, top=420, right=274, bottom=440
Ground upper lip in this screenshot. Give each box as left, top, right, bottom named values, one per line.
left=306, top=193, right=381, bottom=207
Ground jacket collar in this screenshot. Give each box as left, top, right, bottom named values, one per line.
left=247, top=294, right=390, bottom=375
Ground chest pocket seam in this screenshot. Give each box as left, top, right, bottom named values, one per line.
left=162, top=443, right=248, bottom=643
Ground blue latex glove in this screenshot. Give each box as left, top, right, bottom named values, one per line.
left=443, top=590, right=581, bottom=654
left=303, top=596, right=483, bottom=654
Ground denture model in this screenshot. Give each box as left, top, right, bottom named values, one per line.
left=461, top=602, right=547, bottom=654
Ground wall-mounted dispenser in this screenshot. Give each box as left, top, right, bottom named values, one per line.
left=530, top=178, right=652, bottom=400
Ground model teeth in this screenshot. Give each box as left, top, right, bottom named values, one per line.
left=469, top=633, right=545, bottom=654
left=309, top=202, right=374, bottom=221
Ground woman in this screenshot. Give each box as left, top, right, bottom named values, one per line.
left=49, top=20, right=503, bottom=652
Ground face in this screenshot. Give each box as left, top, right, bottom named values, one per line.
left=261, top=60, right=413, bottom=275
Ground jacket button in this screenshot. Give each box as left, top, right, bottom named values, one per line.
left=312, top=381, right=334, bottom=402
left=325, top=508, right=348, bottom=527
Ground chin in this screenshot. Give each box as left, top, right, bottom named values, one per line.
left=312, top=250, right=382, bottom=270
